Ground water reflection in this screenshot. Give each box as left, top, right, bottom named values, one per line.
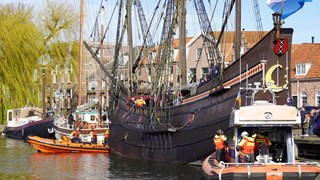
left=0, top=136, right=204, bottom=179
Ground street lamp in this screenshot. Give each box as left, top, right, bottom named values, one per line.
left=272, top=12, right=282, bottom=40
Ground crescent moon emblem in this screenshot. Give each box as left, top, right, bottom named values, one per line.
left=265, top=64, right=288, bottom=93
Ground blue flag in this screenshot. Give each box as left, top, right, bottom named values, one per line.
left=267, top=0, right=312, bottom=19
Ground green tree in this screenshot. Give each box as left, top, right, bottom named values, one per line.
left=0, top=1, right=79, bottom=123
left=0, top=3, right=45, bottom=123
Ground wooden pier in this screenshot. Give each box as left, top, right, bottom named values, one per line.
left=293, top=129, right=320, bottom=159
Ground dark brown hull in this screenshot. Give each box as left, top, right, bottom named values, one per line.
left=109, top=28, right=293, bottom=163
left=4, top=118, right=54, bottom=140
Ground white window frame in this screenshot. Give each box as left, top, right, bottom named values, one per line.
left=207, top=47, right=214, bottom=60
left=196, top=48, right=202, bottom=61
left=300, top=91, right=308, bottom=107
left=296, top=63, right=311, bottom=76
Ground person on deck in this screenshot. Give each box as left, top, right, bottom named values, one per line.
left=90, top=128, right=97, bottom=144
left=303, top=114, right=310, bottom=136
left=299, top=107, right=307, bottom=135
left=104, top=129, right=110, bottom=145
left=213, top=129, right=228, bottom=162
left=253, top=132, right=272, bottom=156
left=236, top=131, right=255, bottom=163
left=68, top=113, right=75, bottom=129
left=135, top=97, right=146, bottom=107
left=71, top=127, right=82, bottom=143
left=199, top=75, right=206, bottom=85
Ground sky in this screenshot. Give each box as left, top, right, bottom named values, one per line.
left=1, top=0, right=319, bottom=44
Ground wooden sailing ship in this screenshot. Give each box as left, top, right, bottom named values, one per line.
left=85, top=0, right=294, bottom=163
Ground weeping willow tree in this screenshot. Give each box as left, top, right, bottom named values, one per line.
left=0, top=4, right=45, bottom=123
left=0, top=1, right=79, bottom=124
left=37, top=0, right=79, bottom=94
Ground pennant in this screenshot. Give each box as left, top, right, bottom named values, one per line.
left=266, top=0, right=312, bottom=19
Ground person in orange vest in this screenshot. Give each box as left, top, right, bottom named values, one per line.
left=253, top=132, right=272, bottom=156
left=236, top=131, right=255, bottom=163
left=70, top=127, right=82, bottom=143
left=213, top=129, right=228, bottom=162
left=90, top=128, right=97, bottom=144
left=135, top=96, right=146, bottom=107
left=104, top=129, right=110, bottom=145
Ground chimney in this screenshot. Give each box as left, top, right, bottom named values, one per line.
left=312, top=36, right=314, bottom=43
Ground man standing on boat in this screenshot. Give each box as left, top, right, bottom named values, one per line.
left=236, top=131, right=255, bottom=163
left=213, top=129, right=228, bottom=162
left=253, top=132, right=272, bottom=157
left=68, top=113, right=75, bottom=129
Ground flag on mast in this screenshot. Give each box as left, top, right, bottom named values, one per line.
left=266, top=0, right=312, bottom=19
left=236, top=91, right=241, bottom=107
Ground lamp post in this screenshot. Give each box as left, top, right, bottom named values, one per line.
left=272, top=12, right=282, bottom=40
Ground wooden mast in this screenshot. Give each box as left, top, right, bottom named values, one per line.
left=98, top=6, right=104, bottom=125
left=179, top=0, right=187, bottom=86
left=127, top=0, right=133, bottom=95
left=235, top=0, right=241, bottom=61
left=78, top=0, right=84, bottom=106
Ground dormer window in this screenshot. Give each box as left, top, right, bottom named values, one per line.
left=296, top=63, right=311, bottom=76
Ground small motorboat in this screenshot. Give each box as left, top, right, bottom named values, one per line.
left=4, top=107, right=54, bottom=139
left=202, top=84, right=320, bottom=179
left=26, top=135, right=109, bottom=153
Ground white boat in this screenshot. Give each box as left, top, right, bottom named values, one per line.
left=4, top=107, right=54, bottom=139
left=202, top=83, right=320, bottom=179
left=53, top=101, right=110, bottom=143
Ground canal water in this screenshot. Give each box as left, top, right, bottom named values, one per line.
left=0, top=135, right=204, bottom=179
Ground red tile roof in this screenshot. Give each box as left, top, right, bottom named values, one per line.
left=291, top=43, right=320, bottom=78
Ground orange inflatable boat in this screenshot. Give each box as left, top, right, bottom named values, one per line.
left=26, top=135, right=109, bottom=153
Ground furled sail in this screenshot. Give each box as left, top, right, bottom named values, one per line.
left=266, top=0, right=312, bottom=19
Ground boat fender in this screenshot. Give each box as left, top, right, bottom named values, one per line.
left=217, top=161, right=225, bottom=168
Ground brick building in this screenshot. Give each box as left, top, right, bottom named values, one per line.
left=290, top=42, right=320, bottom=107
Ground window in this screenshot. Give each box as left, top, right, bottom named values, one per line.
left=316, top=92, right=320, bottom=106
left=202, top=68, right=209, bottom=78
left=148, top=52, right=153, bottom=64
left=300, top=92, right=308, bottom=107
left=148, top=68, right=152, bottom=76
left=292, top=96, right=297, bottom=108
left=196, top=48, right=202, bottom=61
left=296, top=63, right=311, bottom=76
left=189, top=68, right=196, bottom=83
left=208, top=47, right=214, bottom=60
left=169, top=66, right=173, bottom=74
left=170, top=50, right=174, bottom=62
left=296, top=64, right=305, bottom=75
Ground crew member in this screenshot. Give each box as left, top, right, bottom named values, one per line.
left=213, top=129, right=228, bottom=162
left=71, top=127, right=82, bottom=143
left=104, top=129, right=110, bottom=145
left=135, top=97, right=146, bottom=107
left=236, top=131, right=255, bottom=163
left=68, top=113, right=75, bottom=129
left=90, top=128, right=97, bottom=144
left=254, top=132, right=272, bottom=156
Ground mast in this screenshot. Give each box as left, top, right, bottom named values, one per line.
left=98, top=6, right=104, bottom=124
left=78, top=0, right=84, bottom=106
left=179, top=0, right=187, bottom=86
left=127, top=0, right=133, bottom=95
left=235, top=0, right=241, bottom=61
